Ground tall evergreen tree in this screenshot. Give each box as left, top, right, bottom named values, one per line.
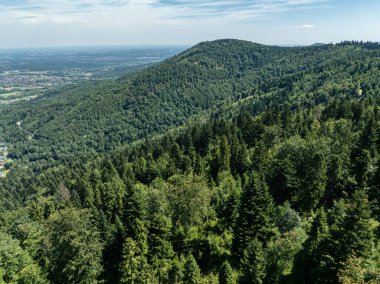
left=183, top=254, right=202, bottom=284
left=119, top=238, right=155, bottom=284
left=219, top=260, right=235, bottom=284
left=234, top=173, right=275, bottom=255
left=148, top=214, right=174, bottom=282
left=239, top=239, right=266, bottom=284
left=292, top=207, right=329, bottom=283
left=320, top=190, right=375, bottom=282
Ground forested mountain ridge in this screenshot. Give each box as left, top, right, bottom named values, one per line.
left=1, top=40, right=380, bottom=283
left=2, top=39, right=379, bottom=165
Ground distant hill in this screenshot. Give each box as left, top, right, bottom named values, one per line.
left=311, top=42, right=325, bottom=46
left=1, top=39, right=379, bottom=165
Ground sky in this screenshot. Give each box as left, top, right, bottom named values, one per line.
left=0, top=0, right=379, bottom=48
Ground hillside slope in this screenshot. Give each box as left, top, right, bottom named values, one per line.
left=1, top=40, right=380, bottom=164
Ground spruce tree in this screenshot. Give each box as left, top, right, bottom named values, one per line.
left=183, top=254, right=201, bottom=284
left=234, top=173, right=274, bottom=255
left=320, top=189, right=375, bottom=282
left=219, top=260, right=235, bottom=284
left=148, top=214, right=174, bottom=282
left=119, top=238, right=155, bottom=284
left=369, top=158, right=380, bottom=218
left=292, top=207, right=329, bottom=283
left=239, top=239, right=266, bottom=284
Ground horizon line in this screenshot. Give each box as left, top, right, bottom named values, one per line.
left=1, top=39, right=379, bottom=51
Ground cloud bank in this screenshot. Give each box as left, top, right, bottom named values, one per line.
left=0, top=0, right=328, bottom=24
left=0, top=0, right=378, bottom=47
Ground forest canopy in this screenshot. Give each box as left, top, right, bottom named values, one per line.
left=1, top=39, right=380, bottom=283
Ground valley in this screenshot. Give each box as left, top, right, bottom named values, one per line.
left=0, top=46, right=186, bottom=103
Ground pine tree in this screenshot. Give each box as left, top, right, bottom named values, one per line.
left=297, top=139, right=328, bottom=212
left=353, top=113, right=378, bottom=187
left=270, top=137, right=328, bottom=212
left=251, top=141, right=269, bottom=173
left=169, top=255, right=186, bottom=284
left=100, top=174, right=125, bottom=222
left=305, top=207, right=329, bottom=256
left=215, top=172, right=242, bottom=229
left=324, top=119, right=355, bottom=205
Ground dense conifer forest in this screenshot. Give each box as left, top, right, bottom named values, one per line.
left=1, top=39, right=380, bottom=283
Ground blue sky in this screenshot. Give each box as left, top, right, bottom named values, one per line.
left=0, top=0, right=379, bottom=48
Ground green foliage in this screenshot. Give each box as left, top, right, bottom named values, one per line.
left=292, top=207, right=329, bottom=282
left=270, top=136, right=328, bottom=211
left=275, top=202, right=302, bottom=234
left=265, top=228, right=307, bottom=283
left=239, top=239, right=266, bottom=284
left=219, top=260, right=236, bottom=284
left=119, top=238, right=155, bottom=284
left=234, top=173, right=275, bottom=254
left=215, top=171, right=241, bottom=228
left=338, top=254, right=379, bottom=284
left=0, top=231, right=47, bottom=283
left=45, top=208, right=103, bottom=283
left=183, top=254, right=202, bottom=284
left=2, top=40, right=380, bottom=283
left=156, top=174, right=212, bottom=227
left=320, top=189, right=376, bottom=281
left=148, top=214, right=174, bottom=282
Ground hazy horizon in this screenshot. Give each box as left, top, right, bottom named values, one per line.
left=1, top=40, right=376, bottom=51
left=0, top=44, right=191, bottom=51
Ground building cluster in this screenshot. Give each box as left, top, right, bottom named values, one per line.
left=0, top=144, right=9, bottom=177
left=0, top=71, right=92, bottom=91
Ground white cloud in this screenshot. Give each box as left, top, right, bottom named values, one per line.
left=0, top=0, right=378, bottom=47
left=297, top=24, right=315, bottom=29
left=0, top=0, right=329, bottom=25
